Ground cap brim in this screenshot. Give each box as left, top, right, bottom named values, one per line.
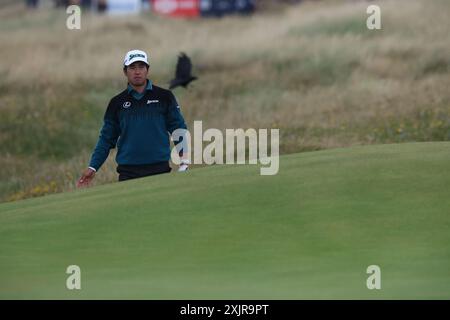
left=124, top=58, right=149, bottom=67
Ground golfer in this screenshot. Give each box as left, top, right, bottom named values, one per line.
left=77, top=49, right=189, bottom=187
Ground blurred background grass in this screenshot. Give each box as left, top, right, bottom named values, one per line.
left=0, top=0, right=449, bottom=202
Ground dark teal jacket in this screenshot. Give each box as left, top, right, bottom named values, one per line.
left=89, top=80, right=187, bottom=171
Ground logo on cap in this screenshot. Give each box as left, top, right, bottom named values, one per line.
left=129, top=53, right=145, bottom=60
left=124, top=50, right=149, bottom=66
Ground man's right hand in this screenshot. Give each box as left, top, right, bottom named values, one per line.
left=77, top=168, right=96, bottom=188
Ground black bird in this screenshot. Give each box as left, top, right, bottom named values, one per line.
left=169, top=52, right=197, bottom=90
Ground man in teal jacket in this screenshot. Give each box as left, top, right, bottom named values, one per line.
left=77, top=50, right=189, bottom=187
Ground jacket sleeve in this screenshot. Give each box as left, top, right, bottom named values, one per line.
left=166, top=92, right=188, bottom=156
left=88, top=100, right=121, bottom=171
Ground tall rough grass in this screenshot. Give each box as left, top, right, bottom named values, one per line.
left=0, top=0, right=449, bottom=202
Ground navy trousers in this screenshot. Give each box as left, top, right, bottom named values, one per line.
left=117, top=161, right=171, bottom=182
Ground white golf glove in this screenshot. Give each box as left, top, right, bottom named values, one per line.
left=178, top=159, right=190, bottom=172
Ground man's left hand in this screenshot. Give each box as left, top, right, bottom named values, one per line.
left=178, top=159, right=190, bottom=172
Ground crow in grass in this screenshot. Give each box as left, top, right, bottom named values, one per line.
left=169, top=52, right=197, bottom=90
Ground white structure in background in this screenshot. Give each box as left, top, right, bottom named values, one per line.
left=153, top=0, right=178, bottom=14
left=107, top=0, right=142, bottom=15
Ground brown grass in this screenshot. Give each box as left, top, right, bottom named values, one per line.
left=0, top=0, right=449, bottom=202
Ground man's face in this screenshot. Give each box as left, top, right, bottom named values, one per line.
left=124, top=61, right=149, bottom=86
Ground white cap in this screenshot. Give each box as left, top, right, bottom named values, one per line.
left=123, top=49, right=149, bottom=67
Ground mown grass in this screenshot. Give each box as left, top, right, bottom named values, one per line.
left=0, top=0, right=449, bottom=202
left=1, top=142, right=449, bottom=299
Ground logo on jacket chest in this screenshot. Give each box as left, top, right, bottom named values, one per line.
left=123, top=101, right=131, bottom=109
left=121, top=100, right=161, bottom=112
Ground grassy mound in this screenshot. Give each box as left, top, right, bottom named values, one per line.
left=0, top=142, right=449, bottom=299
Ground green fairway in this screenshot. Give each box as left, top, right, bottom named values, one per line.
left=0, top=142, right=449, bottom=299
